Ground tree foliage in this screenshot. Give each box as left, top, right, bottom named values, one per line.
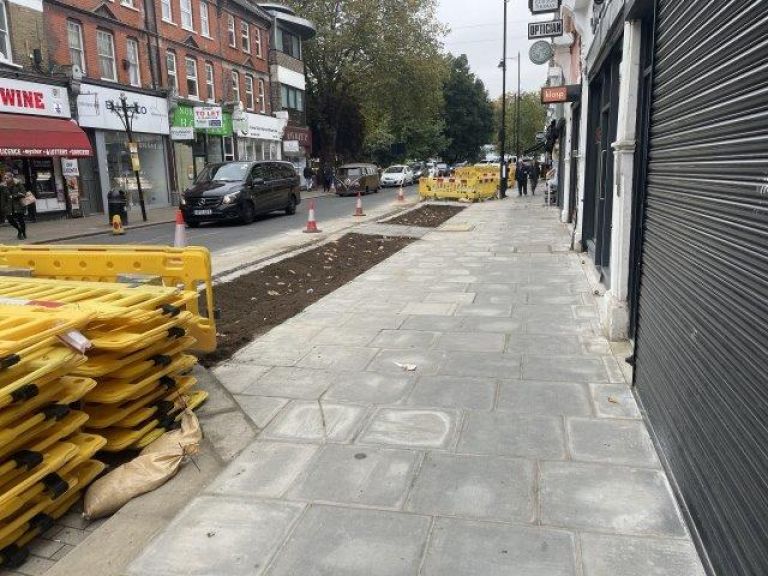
left=493, top=91, right=549, bottom=157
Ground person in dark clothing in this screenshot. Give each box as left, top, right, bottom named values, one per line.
left=530, top=160, right=541, bottom=195
left=515, top=161, right=529, bottom=196
left=303, top=165, right=314, bottom=190
left=322, top=165, right=334, bottom=193
left=0, top=173, right=27, bottom=240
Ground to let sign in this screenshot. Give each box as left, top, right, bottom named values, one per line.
left=541, top=85, right=582, bottom=104
left=193, top=106, right=223, bottom=129
left=529, top=0, right=561, bottom=13
left=528, top=20, right=563, bottom=39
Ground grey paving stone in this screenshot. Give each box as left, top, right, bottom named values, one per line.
left=454, top=303, right=514, bottom=317
left=198, top=411, right=257, bottom=461
left=421, top=518, right=577, bottom=576
left=468, top=282, right=519, bottom=294
left=540, top=462, right=687, bottom=537
left=310, top=326, right=380, bottom=347
left=406, top=453, right=535, bottom=522
left=513, top=304, right=578, bottom=320
left=525, top=319, right=596, bottom=336
left=297, top=346, right=380, bottom=372
left=268, top=505, right=431, bottom=576
left=590, top=383, right=641, bottom=419
left=440, top=351, right=521, bottom=379
left=13, top=556, right=55, bottom=575
left=433, top=332, right=506, bottom=352
left=27, top=537, right=65, bottom=559
left=212, top=363, right=272, bottom=394
left=127, top=496, right=304, bottom=576
left=234, top=395, right=289, bottom=428
left=207, top=441, right=318, bottom=498
left=400, top=315, right=466, bottom=331
left=342, top=313, right=405, bottom=330
left=458, top=316, right=524, bottom=334
left=231, top=341, right=308, bottom=366
left=580, top=532, right=705, bottom=576
left=506, top=334, right=585, bottom=356
left=241, top=367, right=337, bottom=399
left=323, top=371, right=415, bottom=405
left=286, top=444, right=419, bottom=508
left=567, top=418, right=659, bottom=467
left=525, top=292, right=586, bottom=305
left=405, top=375, right=497, bottom=410
left=424, top=292, right=476, bottom=304
left=367, top=349, right=447, bottom=376
left=459, top=411, right=566, bottom=459
left=497, top=381, right=592, bottom=416
left=523, top=355, right=610, bottom=382
left=400, top=302, right=457, bottom=316
left=359, top=407, right=459, bottom=449
left=370, top=329, right=440, bottom=349
left=261, top=401, right=367, bottom=443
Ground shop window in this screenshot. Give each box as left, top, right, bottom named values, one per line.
left=227, top=14, right=236, bottom=47
left=0, top=0, right=10, bottom=63
left=161, top=0, right=172, bottom=22
left=96, top=30, right=117, bottom=81
left=253, top=28, right=262, bottom=58
left=240, top=21, right=250, bottom=53
left=279, top=29, right=300, bottom=59
left=205, top=62, right=215, bottom=102
left=186, top=57, right=199, bottom=99
left=244, top=74, right=255, bottom=110
left=258, top=78, right=266, bottom=113
left=223, top=137, right=234, bottom=161
left=104, top=132, right=170, bottom=207
left=120, top=0, right=135, bottom=8
left=180, top=0, right=194, bottom=31
left=200, top=1, right=210, bottom=36
left=231, top=70, right=240, bottom=104
left=67, top=20, right=85, bottom=74
left=280, top=85, right=304, bottom=111
left=126, top=38, right=141, bottom=87
left=166, top=50, right=178, bottom=91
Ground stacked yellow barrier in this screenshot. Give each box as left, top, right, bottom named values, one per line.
left=419, top=173, right=499, bottom=202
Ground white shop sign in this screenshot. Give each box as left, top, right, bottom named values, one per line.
left=237, top=112, right=286, bottom=141
left=76, top=84, right=169, bottom=135
left=171, top=126, right=195, bottom=140
left=0, top=78, right=70, bottom=118
left=193, top=106, right=222, bottom=129
left=283, top=140, right=300, bottom=154
left=529, top=0, right=561, bottom=14
left=61, top=158, right=80, bottom=177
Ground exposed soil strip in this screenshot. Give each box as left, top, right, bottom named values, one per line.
left=381, top=204, right=465, bottom=227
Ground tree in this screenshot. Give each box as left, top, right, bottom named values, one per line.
left=493, top=91, right=548, bottom=157
left=441, top=55, right=494, bottom=163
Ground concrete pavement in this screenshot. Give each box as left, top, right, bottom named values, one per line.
left=125, top=196, right=705, bottom=576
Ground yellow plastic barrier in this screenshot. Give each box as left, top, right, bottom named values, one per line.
left=0, top=305, right=94, bottom=358
left=76, top=335, right=196, bottom=379
left=0, top=245, right=216, bottom=352
left=419, top=175, right=499, bottom=202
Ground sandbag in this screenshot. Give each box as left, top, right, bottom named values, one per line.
left=83, top=410, right=202, bottom=520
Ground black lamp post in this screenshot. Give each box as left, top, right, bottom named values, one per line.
left=105, top=93, right=148, bottom=222
left=499, top=0, right=509, bottom=198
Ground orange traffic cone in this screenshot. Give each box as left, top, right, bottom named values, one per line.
left=397, top=184, right=406, bottom=203
left=304, top=199, right=321, bottom=233
left=354, top=190, right=366, bottom=217
left=111, top=214, right=125, bottom=235
left=173, top=209, right=186, bottom=247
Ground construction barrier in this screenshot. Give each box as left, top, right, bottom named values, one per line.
left=419, top=173, right=500, bottom=202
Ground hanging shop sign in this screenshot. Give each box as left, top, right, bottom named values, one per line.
left=529, top=0, right=561, bottom=14
left=193, top=106, right=223, bottom=129
left=528, top=20, right=563, bottom=39
left=0, top=79, right=70, bottom=118
left=283, top=140, right=300, bottom=154
left=61, top=158, right=79, bottom=177
left=541, top=84, right=582, bottom=104
left=529, top=40, right=554, bottom=64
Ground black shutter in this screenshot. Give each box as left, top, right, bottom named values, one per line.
left=634, top=1, right=768, bottom=575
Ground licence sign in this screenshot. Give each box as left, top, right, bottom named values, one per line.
left=193, top=209, right=212, bottom=216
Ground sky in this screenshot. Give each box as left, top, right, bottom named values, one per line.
left=437, top=0, right=550, bottom=99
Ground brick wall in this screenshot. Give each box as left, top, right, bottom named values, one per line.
left=6, top=2, right=49, bottom=70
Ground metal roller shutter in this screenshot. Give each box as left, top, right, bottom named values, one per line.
left=634, top=0, right=768, bottom=574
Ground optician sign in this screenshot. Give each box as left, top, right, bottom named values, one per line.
left=529, top=0, right=561, bottom=13
left=0, top=79, right=70, bottom=118
left=528, top=20, right=563, bottom=39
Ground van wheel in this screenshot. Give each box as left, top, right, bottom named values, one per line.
left=365, top=186, right=370, bottom=195
left=186, top=220, right=200, bottom=229
left=285, top=195, right=297, bottom=215
left=240, top=201, right=255, bottom=224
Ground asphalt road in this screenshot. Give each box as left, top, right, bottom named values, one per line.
left=57, top=185, right=419, bottom=253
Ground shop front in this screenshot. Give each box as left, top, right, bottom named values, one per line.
left=0, top=77, right=92, bottom=217
left=170, top=104, right=235, bottom=194
left=234, top=111, right=287, bottom=162
left=282, top=125, right=312, bottom=176
left=76, top=84, right=172, bottom=216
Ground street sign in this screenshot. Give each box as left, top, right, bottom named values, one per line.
left=529, top=0, right=561, bottom=14
left=528, top=20, right=563, bottom=39
left=529, top=41, right=554, bottom=64
left=541, top=84, right=582, bottom=104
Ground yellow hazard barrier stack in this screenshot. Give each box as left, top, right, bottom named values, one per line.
left=418, top=166, right=501, bottom=202
left=0, top=246, right=217, bottom=568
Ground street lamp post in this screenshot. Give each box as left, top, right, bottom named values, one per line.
left=516, top=49, right=521, bottom=160
left=105, top=93, right=148, bottom=222
left=499, top=0, right=509, bottom=198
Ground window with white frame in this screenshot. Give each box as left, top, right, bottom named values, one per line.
left=160, top=0, right=172, bottom=21
left=257, top=78, right=266, bottom=112
left=126, top=38, right=141, bottom=86
left=166, top=50, right=178, bottom=90
left=205, top=62, right=214, bottom=101
left=253, top=27, right=262, bottom=58
left=240, top=21, right=250, bottom=53
left=0, top=1, right=10, bottom=63
left=199, top=1, right=210, bottom=36
left=185, top=57, right=199, bottom=98
left=231, top=70, right=240, bottom=104
left=244, top=74, right=254, bottom=110
left=96, top=30, right=117, bottom=81
left=120, top=0, right=135, bottom=8
left=180, top=0, right=193, bottom=30
left=67, top=21, right=85, bottom=73
left=227, top=15, right=236, bottom=47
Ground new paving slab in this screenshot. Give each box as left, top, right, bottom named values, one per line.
left=126, top=197, right=704, bottom=575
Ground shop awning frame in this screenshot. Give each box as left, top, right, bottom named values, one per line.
left=0, top=114, right=92, bottom=157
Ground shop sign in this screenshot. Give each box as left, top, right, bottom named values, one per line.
left=0, top=79, right=70, bottom=119
left=541, top=84, right=582, bottom=104
left=283, top=140, right=300, bottom=153
left=529, top=0, right=561, bottom=13
left=171, top=126, right=195, bottom=140
left=61, top=158, right=79, bottom=177
left=237, top=112, right=287, bottom=141
left=172, top=104, right=232, bottom=136
left=284, top=127, right=312, bottom=148
left=528, top=20, right=563, bottom=39
left=76, top=84, right=169, bottom=135
left=193, top=106, right=223, bottom=129
left=529, top=40, right=554, bottom=65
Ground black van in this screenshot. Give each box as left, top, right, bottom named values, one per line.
left=181, top=161, right=301, bottom=227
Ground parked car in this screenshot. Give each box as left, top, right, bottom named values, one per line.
left=410, top=162, right=425, bottom=182
left=380, top=165, right=415, bottom=187
left=435, top=163, right=450, bottom=177
left=181, top=161, right=301, bottom=227
left=335, top=163, right=380, bottom=196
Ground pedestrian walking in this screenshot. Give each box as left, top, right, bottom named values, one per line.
left=0, top=173, right=27, bottom=240
left=530, top=160, right=541, bottom=195
left=516, top=161, right=529, bottom=197
left=322, top=164, right=334, bottom=193
left=303, top=165, right=314, bottom=190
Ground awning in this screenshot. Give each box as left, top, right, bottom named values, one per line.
left=0, top=114, right=92, bottom=157
left=524, top=141, right=545, bottom=155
